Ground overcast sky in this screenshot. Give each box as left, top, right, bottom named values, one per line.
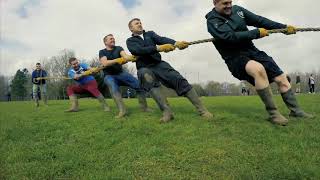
left=1, top=0, right=319, bottom=83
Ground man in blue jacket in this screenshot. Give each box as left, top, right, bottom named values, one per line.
left=127, top=18, right=213, bottom=123
left=32, top=62, right=48, bottom=107
left=206, top=0, right=313, bottom=125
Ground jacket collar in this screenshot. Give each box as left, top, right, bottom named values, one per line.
left=131, top=30, right=146, bottom=37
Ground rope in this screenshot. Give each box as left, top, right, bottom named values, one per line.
left=188, top=38, right=216, bottom=45
left=36, top=77, right=71, bottom=80
left=268, top=27, right=320, bottom=34
left=187, top=27, right=320, bottom=45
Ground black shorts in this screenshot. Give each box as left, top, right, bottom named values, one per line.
left=225, top=51, right=283, bottom=85
left=137, top=61, right=192, bottom=96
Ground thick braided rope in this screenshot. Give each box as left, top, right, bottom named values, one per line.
left=188, top=38, right=216, bottom=45
left=37, top=77, right=71, bottom=80
left=268, top=27, right=320, bottom=34
left=83, top=58, right=137, bottom=75
left=188, top=27, right=320, bottom=45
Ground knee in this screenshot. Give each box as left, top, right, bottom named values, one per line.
left=67, top=86, right=73, bottom=92
left=104, top=76, right=114, bottom=86
left=67, top=86, right=74, bottom=96
left=274, top=75, right=290, bottom=88
left=138, top=68, right=155, bottom=83
left=104, top=77, right=119, bottom=93
left=246, top=62, right=266, bottom=78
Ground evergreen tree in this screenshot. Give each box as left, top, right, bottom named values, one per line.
left=11, top=68, right=29, bottom=100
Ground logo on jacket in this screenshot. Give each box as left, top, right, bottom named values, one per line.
left=237, top=11, right=244, bottom=18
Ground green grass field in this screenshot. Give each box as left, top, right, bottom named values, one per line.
left=0, top=95, right=319, bottom=179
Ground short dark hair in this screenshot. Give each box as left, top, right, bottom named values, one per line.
left=69, top=57, right=77, bottom=64
left=36, top=62, right=41, bottom=65
left=128, top=18, right=140, bottom=29
left=103, top=34, right=113, bottom=43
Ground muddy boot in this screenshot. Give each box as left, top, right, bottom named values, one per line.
left=43, top=95, right=48, bottom=106
left=137, top=92, right=152, bottom=112
left=257, top=86, right=288, bottom=126
left=281, top=88, right=314, bottom=118
left=35, top=98, right=39, bottom=107
left=150, top=87, right=173, bottom=123
left=97, top=94, right=110, bottom=112
left=112, top=92, right=127, bottom=118
left=65, top=95, right=79, bottom=112
left=185, top=88, right=213, bottom=119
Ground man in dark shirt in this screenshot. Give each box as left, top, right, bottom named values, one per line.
left=126, top=18, right=213, bottom=123
left=206, top=0, right=313, bottom=125
left=32, top=62, right=48, bottom=107
left=99, top=34, right=150, bottom=118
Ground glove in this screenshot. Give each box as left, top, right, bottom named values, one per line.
left=259, top=28, right=269, bottom=38
left=125, top=55, right=137, bottom=62
left=114, top=57, right=128, bottom=65
left=175, top=41, right=189, bottom=50
left=157, top=44, right=176, bottom=53
left=90, top=67, right=100, bottom=73
left=285, top=25, right=297, bottom=35
left=81, top=70, right=93, bottom=76
left=81, top=67, right=98, bottom=76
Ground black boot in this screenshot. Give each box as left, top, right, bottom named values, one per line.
left=150, top=87, right=173, bottom=123
left=185, top=88, right=213, bottom=119
left=257, top=86, right=288, bottom=126
left=281, top=88, right=314, bottom=118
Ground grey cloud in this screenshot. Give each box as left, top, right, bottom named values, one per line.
left=1, top=0, right=319, bottom=83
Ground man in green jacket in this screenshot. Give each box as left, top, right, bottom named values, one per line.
left=206, top=0, right=313, bottom=125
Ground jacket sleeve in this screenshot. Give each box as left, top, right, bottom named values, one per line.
left=43, top=70, right=48, bottom=77
left=240, top=6, right=287, bottom=29
left=126, top=38, right=158, bottom=56
left=150, top=31, right=176, bottom=45
left=31, top=71, right=37, bottom=83
left=81, top=63, right=90, bottom=70
left=68, top=69, right=75, bottom=79
left=207, top=18, right=260, bottom=43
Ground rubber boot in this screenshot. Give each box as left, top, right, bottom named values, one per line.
left=257, top=86, right=288, bottom=126
left=97, top=94, right=110, bottom=112
left=112, top=91, right=127, bottom=118
left=65, top=95, right=79, bottom=112
left=35, top=98, right=39, bottom=107
left=281, top=88, right=314, bottom=118
left=150, top=87, right=173, bottom=123
left=185, top=88, right=213, bottom=119
left=137, top=92, right=152, bottom=112
left=43, top=94, right=48, bottom=106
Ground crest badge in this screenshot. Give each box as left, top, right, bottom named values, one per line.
left=237, top=11, right=244, bottom=18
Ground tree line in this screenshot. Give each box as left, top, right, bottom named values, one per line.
left=0, top=50, right=319, bottom=101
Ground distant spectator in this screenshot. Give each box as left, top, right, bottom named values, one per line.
left=295, top=74, right=301, bottom=93
left=127, top=88, right=131, bottom=99
left=7, top=92, right=11, bottom=101
left=308, top=74, right=315, bottom=93
left=32, top=62, right=48, bottom=107
left=286, top=75, right=291, bottom=83
left=241, top=81, right=246, bottom=96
